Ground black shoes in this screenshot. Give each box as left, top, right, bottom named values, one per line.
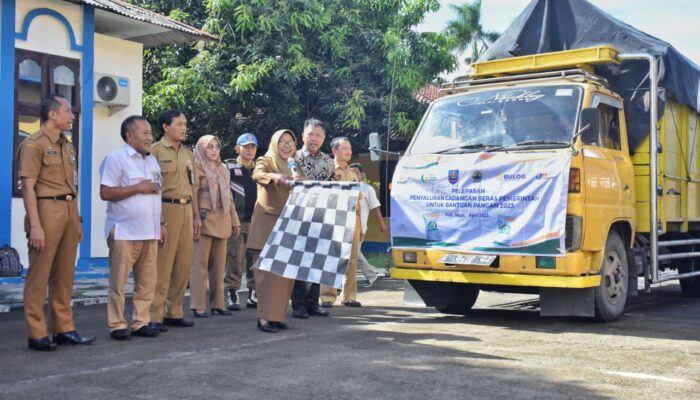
left=53, top=331, right=96, bottom=345
left=211, top=308, right=232, bottom=316
left=148, top=322, right=167, bottom=333
left=163, top=317, right=195, bottom=327
left=246, top=290, right=257, bottom=308
left=292, top=307, right=309, bottom=319
left=131, top=325, right=160, bottom=337
left=343, top=300, right=362, bottom=307
left=271, top=321, right=289, bottom=330
left=110, top=329, right=132, bottom=341
left=111, top=326, right=159, bottom=340
left=257, top=319, right=278, bottom=333
left=321, top=301, right=334, bottom=308
left=192, top=310, right=209, bottom=318
left=308, top=307, right=330, bottom=317
left=28, top=336, right=57, bottom=351
left=226, top=289, right=241, bottom=311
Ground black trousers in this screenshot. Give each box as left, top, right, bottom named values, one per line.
left=291, top=280, right=320, bottom=310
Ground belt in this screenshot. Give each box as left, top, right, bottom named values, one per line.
left=162, top=197, right=191, bottom=205
left=37, top=194, right=75, bottom=201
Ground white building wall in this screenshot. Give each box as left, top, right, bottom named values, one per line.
left=91, top=33, right=144, bottom=258
left=14, top=0, right=82, bottom=59
left=10, top=2, right=145, bottom=263
left=11, top=0, right=83, bottom=266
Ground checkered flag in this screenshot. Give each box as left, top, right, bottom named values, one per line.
left=254, top=181, right=360, bottom=288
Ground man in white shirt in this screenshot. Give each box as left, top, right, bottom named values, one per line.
left=99, top=115, right=167, bottom=341
left=349, top=163, right=388, bottom=288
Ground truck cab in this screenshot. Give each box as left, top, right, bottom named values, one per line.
left=390, top=47, right=642, bottom=321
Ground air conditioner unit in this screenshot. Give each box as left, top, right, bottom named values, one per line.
left=94, top=73, right=130, bottom=109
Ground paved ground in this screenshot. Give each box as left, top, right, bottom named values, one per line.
left=0, top=278, right=698, bottom=400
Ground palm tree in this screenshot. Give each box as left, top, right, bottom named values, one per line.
left=444, top=0, right=500, bottom=64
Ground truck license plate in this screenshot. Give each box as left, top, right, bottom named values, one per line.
left=439, top=254, right=496, bottom=266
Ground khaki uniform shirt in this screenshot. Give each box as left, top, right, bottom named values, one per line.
left=151, top=138, right=195, bottom=200
left=333, top=164, right=361, bottom=184
left=252, top=157, right=300, bottom=216
left=246, top=156, right=303, bottom=250
left=18, top=130, right=77, bottom=197
left=194, top=163, right=240, bottom=238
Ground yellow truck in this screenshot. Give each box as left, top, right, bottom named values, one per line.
left=377, top=45, right=700, bottom=322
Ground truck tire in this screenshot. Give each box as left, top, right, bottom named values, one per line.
left=679, top=260, right=700, bottom=297
left=594, top=231, right=628, bottom=322
left=435, top=285, right=480, bottom=315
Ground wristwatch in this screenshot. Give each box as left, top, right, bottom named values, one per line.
left=160, top=221, right=168, bottom=227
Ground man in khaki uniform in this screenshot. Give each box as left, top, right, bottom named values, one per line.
left=19, top=94, right=96, bottom=351
left=149, top=109, right=198, bottom=330
left=320, top=137, right=363, bottom=307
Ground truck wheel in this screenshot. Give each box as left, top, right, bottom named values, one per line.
left=594, top=231, right=628, bottom=322
left=435, top=285, right=480, bottom=315
left=679, top=259, right=700, bottom=297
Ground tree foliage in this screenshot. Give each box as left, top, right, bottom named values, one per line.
left=444, top=0, right=499, bottom=64
left=129, top=0, right=456, bottom=156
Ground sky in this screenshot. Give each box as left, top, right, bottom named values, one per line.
left=419, top=0, right=700, bottom=79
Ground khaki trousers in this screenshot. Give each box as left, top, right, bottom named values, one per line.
left=24, top=199, right=80, bottom=339
left=320, top=214, right=361, bottom=304
left=224, top=223, right=255, bottom=290
left=251, top=250, right=294, bottom=322
left=107, top=230, right=157, bottom=331
left=150, top=203, right=193, bottom=322
left=190, top=235, right=227, bottom=311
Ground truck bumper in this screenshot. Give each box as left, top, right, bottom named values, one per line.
left=391, top=268, right=601, bottom=289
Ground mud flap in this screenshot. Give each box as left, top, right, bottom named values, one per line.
left=539, top=287, right=595, bottom=317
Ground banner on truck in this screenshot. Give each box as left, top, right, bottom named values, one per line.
left=390, top=152, right=571, bottom=256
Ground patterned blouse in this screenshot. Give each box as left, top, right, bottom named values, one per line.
left=296, top=147, right=335, bottom=181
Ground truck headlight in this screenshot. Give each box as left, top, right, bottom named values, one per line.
left=403, top=251, right=418, bottom=263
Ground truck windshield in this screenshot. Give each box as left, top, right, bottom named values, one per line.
left=409, top=85, right=583, bottom=154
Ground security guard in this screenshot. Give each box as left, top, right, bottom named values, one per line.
left=223, top=133, right=259, bottom=310
left=149, top=109, right=198, bottom=330
left=320, top=137, right=363, bottom=307
left=19, top=94, right=96, bottom=351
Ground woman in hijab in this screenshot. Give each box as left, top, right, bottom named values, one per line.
left=190, top=135, right=241, bottom=318
left=247, top=129, right=303, bottom=333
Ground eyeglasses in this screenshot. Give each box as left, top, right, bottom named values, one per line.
left=206, top=144, right=221, bottom=150
left=278, top=141, right=295, bottom=147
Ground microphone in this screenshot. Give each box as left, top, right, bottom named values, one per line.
left=288, top=157, right=299, bottom=175
left=287, top=157, right=300, bottom=185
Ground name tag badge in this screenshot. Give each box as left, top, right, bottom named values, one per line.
left=187, top=166, right=194, bottom=185
left=46, top=149, right=58, bottom=156
left=234, top=168, right=243, bottom=176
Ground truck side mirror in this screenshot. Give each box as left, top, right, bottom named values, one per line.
left=580, top=107, right=600, bottom=145
left=369, top=132, right=381, bottom=161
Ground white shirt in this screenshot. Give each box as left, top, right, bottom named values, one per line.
left=358, top=182, right=381, bottom=234
left=99, top=144, right=162, bottom=240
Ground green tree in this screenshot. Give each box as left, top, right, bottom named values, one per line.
left=444, top=0, right=499, bottom=64
left=129, top=0, right=456, bottom=155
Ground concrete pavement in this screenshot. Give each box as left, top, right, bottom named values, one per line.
left=0, top=279, right=698, bottom=400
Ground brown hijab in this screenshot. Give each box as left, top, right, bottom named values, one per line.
left=194, top=135, right=230, bottom=211
left=265, top=129, right=298, bottom=175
